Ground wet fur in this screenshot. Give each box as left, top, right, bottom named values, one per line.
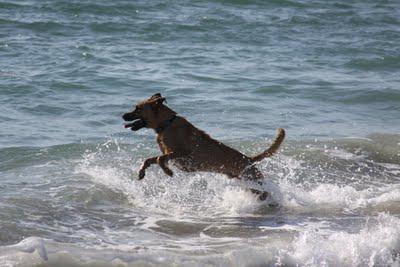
left=123, top=93, right=285, bottom=199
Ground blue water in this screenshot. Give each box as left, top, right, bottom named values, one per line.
left=1, top=0, right=400, bottom=147
left=1, top=0, right=400, bottom=266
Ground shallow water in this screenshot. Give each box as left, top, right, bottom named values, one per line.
left=1, top=0, right=400, bottom=266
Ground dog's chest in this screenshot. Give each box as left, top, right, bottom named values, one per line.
left=156, top=134, right=177, bottom=154
left=156, top=123, right=190, bottom=153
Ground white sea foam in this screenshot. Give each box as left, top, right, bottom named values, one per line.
left=76, top=142, right=400, bottom=217
left=280, top=213, right=400, bottom=266
left=76, top=147, right=286, bottom=217
left=278, top=179, right=400, bottom=214
left=48, top=140, right=400, bottom=266
left=0, top=237, right=48, bottom=267
left=2, top=213, right=400, bottom=266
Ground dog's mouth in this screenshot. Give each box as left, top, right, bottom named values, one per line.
left=122, top=113, right=147, bottom=131
left=124, top=119, right=146, bottom=131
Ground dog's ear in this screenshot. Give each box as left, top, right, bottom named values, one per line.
left=147, top=93, right=166, bottom=113
left=148, top=96, right=166, bottom=113
left=149, top=93, right=166, bottom=105
left=150, top=93, right=162, bottom=99
left=153, top=97, right=166, bottom=105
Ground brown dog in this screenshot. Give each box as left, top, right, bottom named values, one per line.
left=122, top=93, right=285, bottom=200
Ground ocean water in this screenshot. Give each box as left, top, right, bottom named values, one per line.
left=1, top=0, right=400, bottom=266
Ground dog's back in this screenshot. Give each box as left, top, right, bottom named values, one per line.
left=157, top=116, right=252, bottom=177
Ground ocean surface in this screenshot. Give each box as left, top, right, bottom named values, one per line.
left=1, top=0, right=400, bottom=266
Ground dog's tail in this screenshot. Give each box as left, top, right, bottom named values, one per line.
left=251, top=128, right=285, bottom=163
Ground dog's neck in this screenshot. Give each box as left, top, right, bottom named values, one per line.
left=155, top=115, right=177, bottom=134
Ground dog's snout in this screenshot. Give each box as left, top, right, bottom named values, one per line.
left=122, top=112, right=136, bottom=121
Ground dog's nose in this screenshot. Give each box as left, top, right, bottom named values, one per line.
left=122, top=112, right=138, bottom=121
left=122, top=113, right=130, bottom=121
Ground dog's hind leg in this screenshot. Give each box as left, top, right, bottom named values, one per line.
left=249, top=188, right=268, bottom=201
left=241, top=165, right=264, bottom=180
left=241, top=166, right=268, bottom=201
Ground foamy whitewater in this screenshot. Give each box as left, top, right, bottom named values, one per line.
left=1, top=0, right=400, bottom=266
left=1, top=135, right=400, bottom=266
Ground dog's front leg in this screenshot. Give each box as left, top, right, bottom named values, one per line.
left=157, top=152, right=188, bottom=177
left=138, top=157, right=158, bottom=180
left=157, top=153, right=174, bottom=177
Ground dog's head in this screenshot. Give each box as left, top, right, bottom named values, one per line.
left=122, top=93, right=173, bottom=131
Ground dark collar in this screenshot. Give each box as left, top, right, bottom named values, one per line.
left=155, top=115, right=177, bottom=134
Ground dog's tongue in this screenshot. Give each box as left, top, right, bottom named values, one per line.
left=124, top=122, right=138, bottom=129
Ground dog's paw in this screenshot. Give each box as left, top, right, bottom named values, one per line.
left=163, top=168, right=173, bottom=177
left=258, top=191, right=268, bottom=201
left=138, top=169, right=146, bottom=180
